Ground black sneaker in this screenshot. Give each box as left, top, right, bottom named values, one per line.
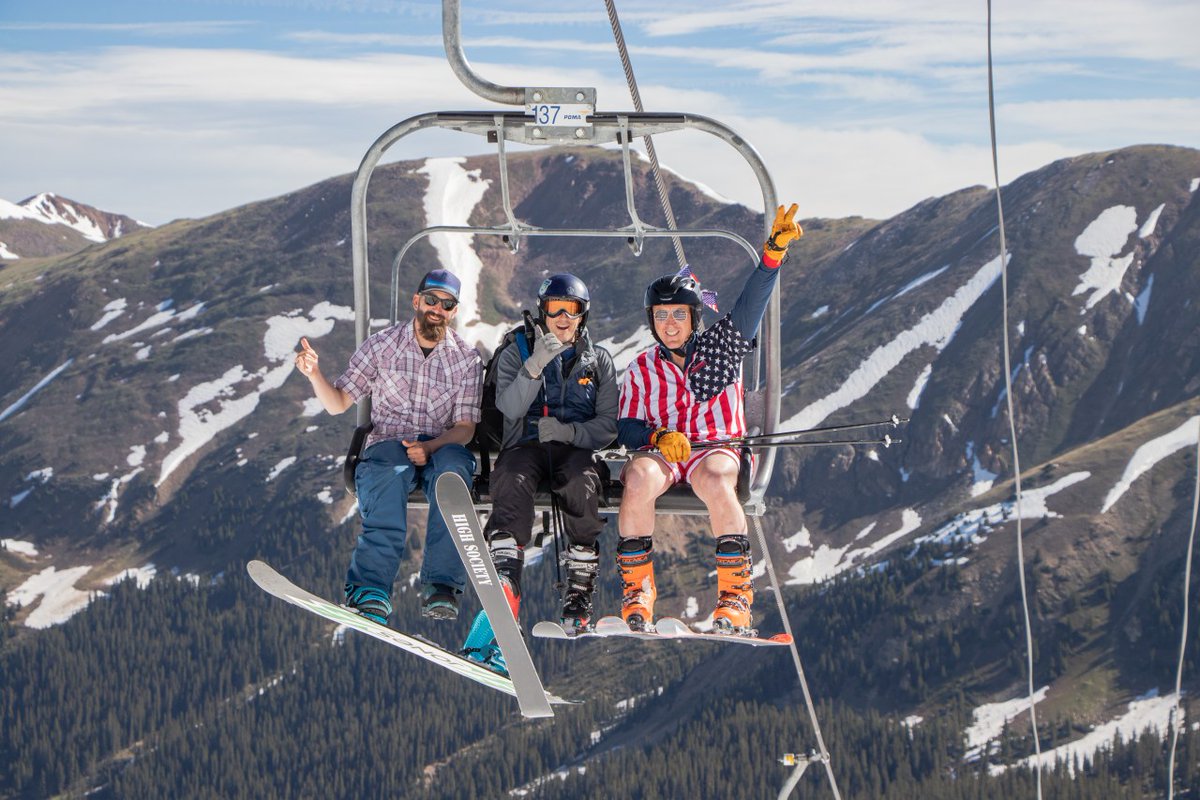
left=420, top=583, right=460, bottom=621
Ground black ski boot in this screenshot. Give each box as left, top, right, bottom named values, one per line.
left=559, top=543, right=599, bottom=631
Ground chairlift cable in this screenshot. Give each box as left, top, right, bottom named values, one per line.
left=1166, top=433, right=1200, bottom=799
left=752, top=514, right=844, bottom=800
left=987, top=2, right=1043, bottom=793
left=603, top=0, right=688, bottom=271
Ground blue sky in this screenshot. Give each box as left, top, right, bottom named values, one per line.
left=1, top=0, right=1197, bottom=224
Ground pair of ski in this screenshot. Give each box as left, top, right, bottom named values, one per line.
left=249, top=473, right=561, bottom=718
left=248, top=473, right=788, bottom=719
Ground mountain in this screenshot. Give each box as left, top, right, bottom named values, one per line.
left=1, top=145, right=1198, bottom=799
left=0, top=192, right=150, bottom=260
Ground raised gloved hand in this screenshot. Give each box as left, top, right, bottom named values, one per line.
left=538, top=416, right=576, bottom=444
left=764, top=203, right=803, bottom=258
left=524, top=329, right=566, bottom=378
left=651, top=428, right=692, bottom=463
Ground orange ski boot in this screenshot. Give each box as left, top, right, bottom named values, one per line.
left=616, top=536, right=656, bottom=631
left=712, top=534, right=754, bottom=635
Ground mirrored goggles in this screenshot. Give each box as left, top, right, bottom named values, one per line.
left=542, top=298, right=585, bottom=319
left=652, top=308, right=690, bottom=322
left=420, top=292, right=458, bottom=311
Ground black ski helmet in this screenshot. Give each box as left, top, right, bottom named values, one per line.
left=644, top=272, right=704, bottom=350
left=537, top=273, right=590, bottom=329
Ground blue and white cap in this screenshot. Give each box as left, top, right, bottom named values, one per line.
left=417, top=268, right=461, bottom=300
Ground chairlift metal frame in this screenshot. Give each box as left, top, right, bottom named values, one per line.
left=345, top=0, right=782, bottom=516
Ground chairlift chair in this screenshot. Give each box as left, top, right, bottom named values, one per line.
left=342, top=0, right=782, bottom=517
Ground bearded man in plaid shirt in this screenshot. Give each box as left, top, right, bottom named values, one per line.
left=295, top=268, right=482, bottom=625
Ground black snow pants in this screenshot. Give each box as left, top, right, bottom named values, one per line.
left=483, top=442, right=605, bottom=548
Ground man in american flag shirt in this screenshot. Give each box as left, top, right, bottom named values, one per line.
left=614, top=204, right=802, bottom=634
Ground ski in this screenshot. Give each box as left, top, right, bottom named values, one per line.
left=531, top=620, right=603, bottom=640
left=655, top=616, right=793, bottom=646
left=245, top=560, right=571, bottom=709
left=593, top=615, right=671, bottom=639
left=435, top=472, right=555, bottom=719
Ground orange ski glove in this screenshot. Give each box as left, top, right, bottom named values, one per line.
left=763, top=203, right=803, bottom=262
left=651, top=428, right=692, bottom=463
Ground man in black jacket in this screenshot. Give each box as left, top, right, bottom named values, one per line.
left=461, top=274, right=618, bottom=673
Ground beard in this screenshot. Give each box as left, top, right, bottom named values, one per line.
left=416, top=311, right=449, bottom=341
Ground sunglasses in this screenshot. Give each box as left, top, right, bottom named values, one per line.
left=420, top=292, right=458, bottom=311
left=652, top=308, right=690, bottom=322
left=542, top=298, right=584, bottom=319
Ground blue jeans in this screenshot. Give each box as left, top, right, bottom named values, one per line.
left=345, top=439, right=475, bottom=596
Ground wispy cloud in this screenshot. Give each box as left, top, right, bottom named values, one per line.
left=0, top=21, right=252, bottom=36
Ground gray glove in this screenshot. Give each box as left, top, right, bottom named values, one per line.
left=524, top=330, right=566, bottom=378
left=538, top=416, right=576, bottom=444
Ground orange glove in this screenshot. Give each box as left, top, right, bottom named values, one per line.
left=651, top=428, right=692, bottom=463
left=764, top=203, right=803, bottom=259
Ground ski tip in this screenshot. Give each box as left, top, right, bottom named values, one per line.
left=521, top=706, right=557, bottom=719
left=532, top=621, right=572, bottom=640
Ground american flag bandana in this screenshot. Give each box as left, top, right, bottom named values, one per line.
left=676, top=264, right=719, bottom=312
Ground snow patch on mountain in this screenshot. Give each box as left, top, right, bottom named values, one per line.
left=1, top=193, right=137, bottom=244
left=1138, top=203, right=1165, bottom=238
left=156, top=303, right=351, bottom=488
left=917, top=472, right=1090, bottom=549
left=788, top=509, right=922, bottom=584
left=0, top=359, right=74, bottom=424
left=1102, top=415, right=1199, bottom=513
left=102, top=300, right=205, bottom=344
left=781, top=255, right=1005, bottom=432
left=1003, top=689, right=1179, bottom=775
left=1, top=538, right=39, bottom=557
left=7, top=565, right=94, bottom=629
left=1072, top=205, right=1138, bottom=311
left=964, top=686, right=1049, bottom=762
left=415, top=158, right=509, bottom=351
left=907, top=364, right=932, bottom=410
left=597, top=326, right=658, bottom=374
left=91, top=298, right=128, bottom=331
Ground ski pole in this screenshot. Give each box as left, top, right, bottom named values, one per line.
left=692, top=435, right=902, bottom=451
left=726, top=414, right=907, bottom=445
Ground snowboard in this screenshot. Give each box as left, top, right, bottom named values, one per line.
left=246, top=560, right=568, bottom=714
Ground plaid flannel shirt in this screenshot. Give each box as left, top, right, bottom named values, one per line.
left=334, top=321, right=482, bottom=450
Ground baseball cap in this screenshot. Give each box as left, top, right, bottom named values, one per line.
left=417, top=269, right=461, bottom=300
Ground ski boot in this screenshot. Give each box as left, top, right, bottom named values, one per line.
left=419, top=582, right=460, bottom=621
left=559, top=542, right=600, bottom=632
left=461, top=608, right=509, bottom=676
left=616, top=536, right=656, bottom=632
left=712, top=534, right=754, bottom=635
left=344, top=584, right=392, bottom=626
left=460, top=533, right=523, bottom=676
